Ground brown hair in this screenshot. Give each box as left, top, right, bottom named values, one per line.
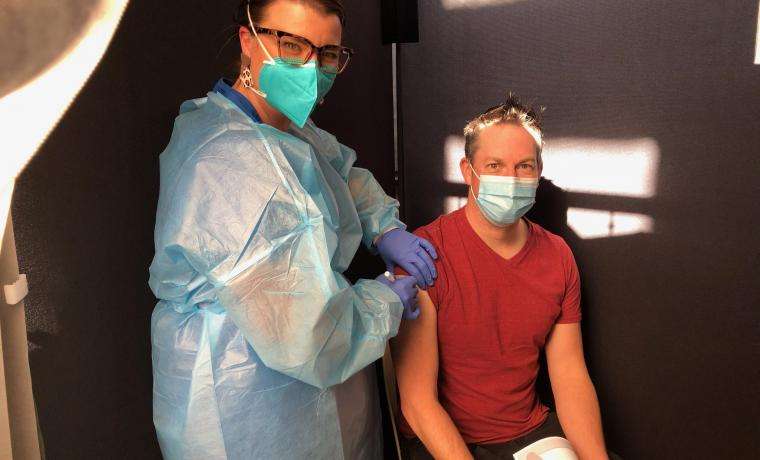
left=463, top=93, right=545, bottom=168
left=233, top=0, right=346, bottom=27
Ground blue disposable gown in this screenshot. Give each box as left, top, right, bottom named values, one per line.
left=149, top=91, right=405, bottom=459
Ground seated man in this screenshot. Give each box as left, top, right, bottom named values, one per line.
left=392, top=96, right=610, bottom=459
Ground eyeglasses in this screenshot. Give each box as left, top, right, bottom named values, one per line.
left=252, top=25, right=354, bottom=74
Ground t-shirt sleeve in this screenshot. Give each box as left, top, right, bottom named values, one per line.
left=556, top=241, right=582, bottom=324
left=393, top=227, right=446, bottom=309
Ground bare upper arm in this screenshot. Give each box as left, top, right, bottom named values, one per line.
left=391, top=289, right=439, bottom=404
left=545, top=322, right=590, bottom=384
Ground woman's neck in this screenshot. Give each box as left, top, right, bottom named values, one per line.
left=232, top=78, right=291, bottom=132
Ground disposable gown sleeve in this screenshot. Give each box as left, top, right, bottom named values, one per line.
left=149, top=133, right=404, bottom=389
left=341, top=146, right=405, bottom=249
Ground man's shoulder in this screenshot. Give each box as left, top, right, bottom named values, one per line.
left=528, top=221, right=574, bottom=258
left=411, top=209, right=462, bottom=244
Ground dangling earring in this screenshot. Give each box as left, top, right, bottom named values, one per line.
left=239, top=53, right=265, bottom=97
left=241, top=66, right=254, bottom=90
left=239, top=52, right=253, bottom=90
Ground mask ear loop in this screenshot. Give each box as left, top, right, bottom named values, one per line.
left=468, top=161, right=481, bottom=180
left=242, top=3, right=273, bottom=97
left=468, top=161, right=480, bottom=199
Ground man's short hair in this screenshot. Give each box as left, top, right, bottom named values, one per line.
left=463, top=94, right=544, bottom=169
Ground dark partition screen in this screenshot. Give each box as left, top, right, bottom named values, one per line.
left=399, top=1, right=760, bottom=458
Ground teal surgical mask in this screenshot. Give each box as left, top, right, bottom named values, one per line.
left=257, top=59, right=335, bottom=127
left=246, top=8, right=335, bottom=128
left=469, top=163, right=538, bottom=226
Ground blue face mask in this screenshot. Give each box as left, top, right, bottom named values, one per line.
left=247, top=9, right=336, bottom=128
left=469, top=163, right=538, bottom=227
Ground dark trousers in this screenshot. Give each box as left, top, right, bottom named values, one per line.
left=401, top=412, right=622, bottom=460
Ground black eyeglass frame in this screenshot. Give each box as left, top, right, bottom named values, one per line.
left=252, top=25, right=355, bottom=74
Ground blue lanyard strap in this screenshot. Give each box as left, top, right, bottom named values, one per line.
left=213, top=78, right=262, bottom=123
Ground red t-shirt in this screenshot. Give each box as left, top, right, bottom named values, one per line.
left=397, top=208, right=582, bottom=444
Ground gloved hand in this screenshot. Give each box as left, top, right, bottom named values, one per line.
left=376, top=273, right=420, bottom=319
left=375, top=228, right=438, bottom=289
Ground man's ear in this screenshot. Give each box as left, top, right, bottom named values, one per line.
left=459, top=156, right=471, bottom=186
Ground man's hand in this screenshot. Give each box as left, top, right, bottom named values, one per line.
left=376, top=229, right=438, bottom=289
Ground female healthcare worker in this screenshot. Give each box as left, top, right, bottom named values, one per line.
left=148, top=1, right=438, bottom=459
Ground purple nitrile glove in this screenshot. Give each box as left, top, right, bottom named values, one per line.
left=375, top=229, right=438, bottom=289
left=376, top=273, right=420, bottom=320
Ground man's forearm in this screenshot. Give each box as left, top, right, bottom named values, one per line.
left=554, top=375, right=608, bottom=460
left=403, top=399, right=473, bottom=460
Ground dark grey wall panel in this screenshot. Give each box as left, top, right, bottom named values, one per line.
left=313, top=0, right=396, bottom=201
left=12, top=1, right=394, bottom=458
left=313, top=0, right=396, bottom=284
left=400, top=1, right=760, bottom=458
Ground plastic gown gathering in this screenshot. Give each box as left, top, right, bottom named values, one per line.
left=149, top=87, right=405, bottom=459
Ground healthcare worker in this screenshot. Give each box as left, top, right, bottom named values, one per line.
left=148, top=0, right=438, bottom=459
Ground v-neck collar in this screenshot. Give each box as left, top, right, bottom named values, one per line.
left=454, top=207, right=535, bottom=267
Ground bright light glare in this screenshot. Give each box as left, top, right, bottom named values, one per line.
left=442, top=0, right=528, bottom=10
left=0, top=181, right=14, bottom=242
left=0, top=0, right=127, bottom=258
left=567, top=208, right=654, bottom=239
left=0, top=1, right=129, bottom=190
left=541, top=137, right=660, bottom=198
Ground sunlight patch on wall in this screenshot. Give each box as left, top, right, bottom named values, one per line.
left=541, top=137, right=660, bottom=198
left=444, top=135, right=467, bottom=184
left=444, top=196, right=468, bottom=214
left=567, top=208, right=654, bottom=239
left=445, top=135, right=660, bottom=199
left=441, top=0, right=529, bottom=10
